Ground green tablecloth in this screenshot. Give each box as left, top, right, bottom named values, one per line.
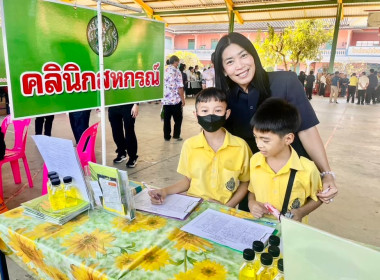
left=0, top=201, right=277, bottom=280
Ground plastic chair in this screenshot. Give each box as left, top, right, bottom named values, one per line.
left=41, top=122, right=99, bottom=195
left=0, top=116, right=33, bottom=199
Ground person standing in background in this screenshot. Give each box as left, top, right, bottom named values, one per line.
left=109, top=104, right=139, bottom=168
left=305, top=71, right=315, bottom=100
left=357, top=72, right=369, bottom=105
left=340, top=73, right=349, bottom=98
left=347, top=73, right=358, bottom=103
left=179, top=63, right=188, bottom=95
left=298, top=71, right=306, bottom=87
left=330, top=71, right=340, bottom=104
left=366, top=69, right=378, bottom=105
left=319, top=73, right=326, bottom=96
left=162, top=55, right=185, bottom=141
left=69, top=110, right=91, bottom=144
left=202, top=53, right=215, bottom=89
left=35, top=115, right=54, bottom=136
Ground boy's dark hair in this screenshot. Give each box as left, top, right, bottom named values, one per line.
left=195, top=87, right=227, bottom=109
left=250, top=98, right=301, bottom=137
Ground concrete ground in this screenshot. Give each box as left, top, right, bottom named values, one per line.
left=1, top=95, right=380, bottom=279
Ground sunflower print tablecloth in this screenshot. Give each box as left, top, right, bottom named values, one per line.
left=0, top=201, right=277, bottom=280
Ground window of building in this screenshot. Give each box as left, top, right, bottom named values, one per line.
left=188, top=39, right=195, bottom=50
left=211, top=39, right=218, bottom=49
left=165, top=36, right=173, bottom=49
left=199, top=45, right=206, bottom=49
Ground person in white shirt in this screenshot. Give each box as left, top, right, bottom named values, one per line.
left=202, top=53, right=216, bottom=89
left=357, top=72, right=369, bottom=105
left=319, top=73, right=326, bottom=96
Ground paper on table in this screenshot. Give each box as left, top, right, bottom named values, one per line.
left=181, top=209, right=274, bottom=252
left=32, top=136, right=89, bottom=202
left=134, top=189, right=201, bottom=220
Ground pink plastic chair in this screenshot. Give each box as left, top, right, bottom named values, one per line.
left=0, top=116, right=33, bottom=199
left=41, top=122, right=99, bottom=195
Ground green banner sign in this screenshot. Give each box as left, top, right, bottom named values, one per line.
left=0, top=27, right=6, bottom=86
left=1, top=0, right=164, bottom=119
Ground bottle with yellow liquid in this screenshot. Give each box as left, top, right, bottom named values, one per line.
left=268, top=235, right=280, bottom=249
left=63, top=176, right=81, bottom=207
left=252, top=240, right=265, bottom=272
left=48, top=179, right=66, bottom=211
left=239, top=248, right=256, bottom=280
left=256, top=253, right=273, bottom=280
left=268, top=246, right=280, bottom=277
left=272, top=259, right=284, bottom=280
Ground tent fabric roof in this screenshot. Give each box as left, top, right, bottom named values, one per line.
left=59, top=0, right=380, bottom=32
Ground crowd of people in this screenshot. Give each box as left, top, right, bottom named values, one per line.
left=298, top=69, right=380, bottom=105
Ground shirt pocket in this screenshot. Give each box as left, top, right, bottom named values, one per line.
left=288, top=190, right=306, bottom=212
left=222, top=168, right=241, bottom=193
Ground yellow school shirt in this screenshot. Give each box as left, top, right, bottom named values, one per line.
left=177, top=129, right=251, bottom=204
left=248, top=147, right=322, bottom=223
left=349, top=76, right=358, bottom=86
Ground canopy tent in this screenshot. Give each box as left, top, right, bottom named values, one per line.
left=59, top=0, right=380, bottom=32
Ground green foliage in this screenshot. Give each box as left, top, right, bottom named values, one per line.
left=167, top=51, right=204, bottom=68
left=257, top=20, right=333, bottom=71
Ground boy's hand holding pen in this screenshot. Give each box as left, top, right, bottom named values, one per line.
left=148, top=188, right=166, bottom=205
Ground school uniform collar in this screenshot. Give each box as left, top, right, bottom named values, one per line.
left=253, top=146, right=304, bottom=174
left=191, top=128, right=242, bottom=149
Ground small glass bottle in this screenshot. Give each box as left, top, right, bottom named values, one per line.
left=268, top=246, right=280, bottom=277
left=268, top=235, right=280, bottom=247
left=63, top=176, right=81, bottom=207
left=239, top=248, right=257, bottom=280
left=272, top=259, right=284, bottom=280
left=252, top=240, right=265, bottom=272
left=256, top=253, right=273, bottom=280
left=48, top=179, right=65, bottom=211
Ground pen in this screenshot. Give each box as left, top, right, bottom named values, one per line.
left=142, top=182, right=162, bottom=203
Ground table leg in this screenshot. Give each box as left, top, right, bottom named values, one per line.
left=0, top=250, right=9, bottom=280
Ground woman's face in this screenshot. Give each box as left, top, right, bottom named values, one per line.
left=222, top=43, right=255, bottom=91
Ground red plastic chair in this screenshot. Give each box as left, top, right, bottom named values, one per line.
left=0, top=116, right=33, bottom=199
left=41, top=122, right=99, bottom=195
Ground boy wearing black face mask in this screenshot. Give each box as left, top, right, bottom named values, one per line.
left=149, top=88, right=252, bottom=208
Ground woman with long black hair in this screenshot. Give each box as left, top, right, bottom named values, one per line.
left=214, top=32, right=337, bottom=211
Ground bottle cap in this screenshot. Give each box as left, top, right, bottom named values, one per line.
left=268, top=245, right=280, bottom=258
left=242, top=248, right=255, bottom=261
left=63, top=176, right=73, bottom=184
left=252, top=240, right=264, bottom=252
left=269, top=235, right=280, bottom=246
left=51, top=179, right=61, bottom=186
left=49, top=175, right=59, bottom=181
left=278, top=259, right=284, bottom=272
left=260, top=253, right=273, bottom=266
left=48, top=171, right=57, bottom=178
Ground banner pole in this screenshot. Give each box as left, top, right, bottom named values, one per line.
left=97, top=0, right=106, bottom=166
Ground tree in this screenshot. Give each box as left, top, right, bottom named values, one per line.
left=260, top=20, right=333, bottom=71
left=166, top=51, right=204, bottom=68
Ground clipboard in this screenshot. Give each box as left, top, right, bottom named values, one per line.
left=134, top=188, right=202, bottom=220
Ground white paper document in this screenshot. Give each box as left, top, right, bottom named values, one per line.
left=181, top=209, right=274, bottom=252
left=134, top=189, right=201, bottom=220
left=32, top=135, right=89, bottom=202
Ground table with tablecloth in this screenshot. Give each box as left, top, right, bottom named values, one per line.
left=0, top=201, right=278, bottom=280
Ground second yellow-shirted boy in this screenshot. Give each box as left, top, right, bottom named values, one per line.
left=248, top=98, right=323, bottom=223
